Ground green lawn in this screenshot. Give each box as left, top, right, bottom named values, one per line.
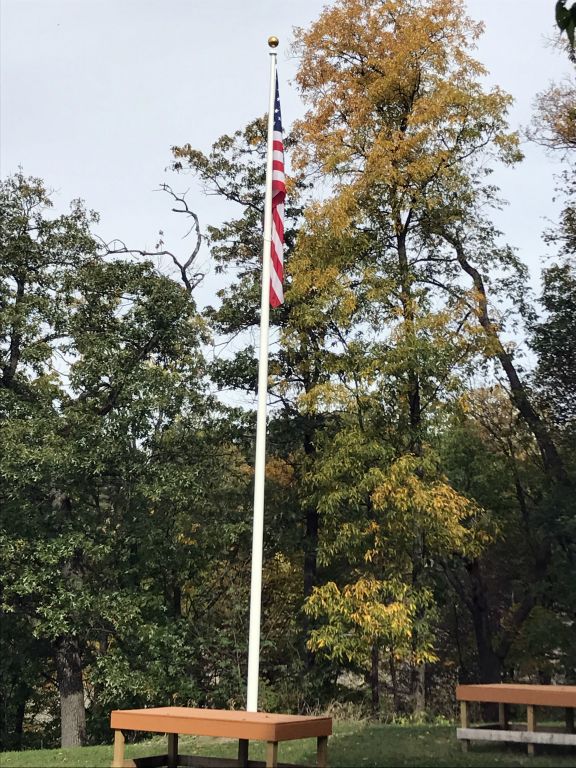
left=1, top=723, right=575, bottom=768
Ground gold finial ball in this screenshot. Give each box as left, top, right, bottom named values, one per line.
left=268, top=36, right=279, bottom=48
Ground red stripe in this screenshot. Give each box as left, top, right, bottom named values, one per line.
left=270, top=199, right=284, bottom=308
left=269, top=95, right=285, bottom=307
left=271, top=244, right=283, bottom=274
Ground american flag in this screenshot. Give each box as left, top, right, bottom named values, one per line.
left=269, top=74, right=285, bottom=308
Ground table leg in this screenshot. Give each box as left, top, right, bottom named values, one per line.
left=266, top=740, right=278, bottom=768
left=238, top=738, right=249, bottom=768
left=316, top=735, right=328, bottom=768
left=527, top=704, right=537, bottom=756
left=112, top=729, right=125, bottom=768
left=566, top=708, right=575, bottom=734
left=168, top=733, right=178, bottom=768
left=498, top=703, right=508, bottom=730
left=460, top=701, right=470, bottom=752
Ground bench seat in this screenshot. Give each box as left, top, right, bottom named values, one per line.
left=110, top=707, right=332, bottom=768
left=456, top=684, right=576, bottom=756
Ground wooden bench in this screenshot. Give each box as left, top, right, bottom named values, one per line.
left=110, top=707, right=332, bottom=768
left=457, top=684, right=576, bottom=756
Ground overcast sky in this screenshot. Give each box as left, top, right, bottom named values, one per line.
left=1, top=0, right=572, bottom=307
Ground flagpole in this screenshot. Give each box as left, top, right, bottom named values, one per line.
left=246, top=37, right=278, bottom=714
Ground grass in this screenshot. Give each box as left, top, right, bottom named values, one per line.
left=1, top=722, right=576, bottom=768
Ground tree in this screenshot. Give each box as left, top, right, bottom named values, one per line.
left=0, top=172, right=215, bottom=746
left=440, top=386, right=576, bottom=686
left=529, top=78, right=576, bottom=154
left=172, top=120, right=342, bottom=698
left=291, top=0, right=574, bottom=698
left=288, top=205, right=492, bottom=711
left=171, top=113, right=484, bottom=713
left=556, top=0, right=576, bottom=58
left=531, top=262, right=576, bottom=433
left=530, top=83, right=576, bottom=437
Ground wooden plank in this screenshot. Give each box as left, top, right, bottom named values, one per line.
left=112, top=730, right=125, bottom=768
left=273, top=720, right=332, bottom=742
left=266, top=741, right=279, bottom=768
left=110, top=708, right=331, bottom=742
left=457, top=728, right=576, bottom=746
left=317, top=735, right=328, bottom=768
left=527, top=704, right=537, bottom=756
left=168, top=733, right=178, bottom=768
left=456, top=684, right=576, bottom=708
left=459, top=701, right=470, bottom=753
left=238, top=738, right=249, bottom=768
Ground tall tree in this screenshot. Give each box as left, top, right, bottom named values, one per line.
left=0, top=172, right=216, bottom=745
left=291, top=0, right=573, bottom=694
left=172, top=121, right=340, bottom=690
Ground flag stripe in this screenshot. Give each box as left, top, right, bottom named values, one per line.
left=270, top=75, right=285, bottom=308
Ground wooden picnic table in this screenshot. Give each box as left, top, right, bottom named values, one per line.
left=110, top=707, right=332, bottom=768
left=456, top=683, right=576, bottom=756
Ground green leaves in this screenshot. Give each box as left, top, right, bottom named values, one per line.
left=0, top=172, right=244, bottom=743
left=306, top=577, right=438, bottom=667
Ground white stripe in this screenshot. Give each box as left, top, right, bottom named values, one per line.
left=272, top=214, right=283, bottom=251
left=270, top=263, right=283, bottom=300
left=272, top=230, right=283, bottom=260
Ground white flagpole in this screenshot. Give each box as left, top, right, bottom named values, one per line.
left=246, top=39, right=278, bottom=714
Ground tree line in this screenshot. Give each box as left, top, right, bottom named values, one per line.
left=1, top=0, right=574, bottom=751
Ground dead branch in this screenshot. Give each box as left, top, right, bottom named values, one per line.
left=98, top=185, right=204, bottom=294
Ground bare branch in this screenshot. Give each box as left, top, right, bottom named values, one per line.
left=97, top=186, right=205, bottom=294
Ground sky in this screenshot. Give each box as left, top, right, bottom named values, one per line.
left=1, top=0, right=572, bottom=309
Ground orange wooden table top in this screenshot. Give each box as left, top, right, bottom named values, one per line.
left=456, top=684, right=576, bottom=708
left=110, top=707, right=333, bottom=742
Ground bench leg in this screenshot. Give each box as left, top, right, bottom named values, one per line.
left=498, top=703, right=508, bottom=730
left=168, top=733, right=178, bottom=768
left=238, top=738, right=249, bottom=768
left=460, top=701, right=470, bottom=752
left=112, top=729, right=125, bottom=768
left=316, top=735, right=328, bottom=768
left=566, top=708, right=575, bottom=734
left=266, top=740, right=278, bottom=768
left=527, top=704, right=536, bottom=756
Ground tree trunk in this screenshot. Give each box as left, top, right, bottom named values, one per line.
left=303, top=505, right=318, bottom=600
left=465, top=560, right=503, bottom=720
left=411, top=663, right=426, bottom=716
left=396, top=223, right=422, bottom=452
left=389, top=654, right=400, bottom=714
left=302, top=429, right=319, bottom=669
left=444, top=232, right=567, bottom=484
left=302, top=428, right=319, bottom=602
left=303, top=502, right=319, bottom=671
left=370, top=643, right=380, bottom=717
left=14, top=696, right=26, bottom=750
left=55, top=636, right=86, bottom=747
left=466, top=560, right=502, bottom=684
